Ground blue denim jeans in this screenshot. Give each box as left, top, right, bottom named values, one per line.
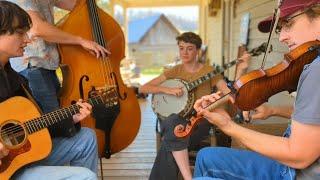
left=20, top=67, right=60, bottom=113
left=13, top=128, right=99, bottom=180
left=193, top=127, right=296, bottom=180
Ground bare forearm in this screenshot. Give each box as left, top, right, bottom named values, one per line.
left=55, top=0, right=77, bottom=11
left=31, top=22, right=83, bottom=45
left=271, top=105, right=293, bottom=119
left=139, top=85, right=168, bottom=94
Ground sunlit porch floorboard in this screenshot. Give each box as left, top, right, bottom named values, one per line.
left=98, top=97, right=156, bottom=180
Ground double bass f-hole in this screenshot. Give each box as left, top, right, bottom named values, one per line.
left=79, top=75, right=89, bottom=99
left=110, top=72, right=127, bottom=100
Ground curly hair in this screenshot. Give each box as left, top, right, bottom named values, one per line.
left=176, top=32, right=202, bottom=49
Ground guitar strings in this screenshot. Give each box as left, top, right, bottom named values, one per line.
left=1, top=94, right=107, bottom=135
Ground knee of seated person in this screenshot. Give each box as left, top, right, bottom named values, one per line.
left=197, top=147, right=212, bottom=158
left=74, top=167, right=97, bottom=180
left=197, top=147, right=221, bottom=161
left=78, top=127, right=98, bottom=145
left=167, top=113, right=180, bottom=120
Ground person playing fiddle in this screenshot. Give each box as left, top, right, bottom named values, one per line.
left=193, top=0, right=320, bottom=179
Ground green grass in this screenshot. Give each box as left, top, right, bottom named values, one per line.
left=141, top=67, right=164, bottom=75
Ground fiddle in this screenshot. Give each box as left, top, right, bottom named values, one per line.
left=174, top=40, right=320, bottom=138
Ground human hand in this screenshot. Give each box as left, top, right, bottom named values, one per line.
left=194, top=91, right=233, bottom=113
left=200, top=108, right=233, bottom=130
left=165, top=87, right=184, bottom=97
left=0, top=142, right=9, bottom=165
left=73, top=100, right=92, bottom=123
left=237, top=51, right=251, bottom=71
left=80, top=38, right=111, bottom=59
left=243, top=103, right=274, bottom=121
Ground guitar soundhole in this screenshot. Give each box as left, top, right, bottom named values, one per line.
left=0, top=121, right=26, bottom=149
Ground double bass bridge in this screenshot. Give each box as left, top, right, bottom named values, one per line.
left=89, top=86, right=119, bottom=107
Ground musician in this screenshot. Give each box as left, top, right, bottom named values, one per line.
left=193, top=0, right=320, bottom=179
left=0, top=1, right=98, bottom=179
left=8, top=0, right=110, bottom=114
left=139, top=32, right=250, bottom=180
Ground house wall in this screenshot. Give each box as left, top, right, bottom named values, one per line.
left=128, top=17, right=180, bottom=70
left=205, top=6, right=223, bottom=68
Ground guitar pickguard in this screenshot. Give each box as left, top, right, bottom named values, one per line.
left=0, top=140, right=31, bottom=173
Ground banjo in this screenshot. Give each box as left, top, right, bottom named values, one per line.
left=151, top=42, right=268, bottom=120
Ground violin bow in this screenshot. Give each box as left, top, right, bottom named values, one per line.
left=261, top=0, right=283, bottom=69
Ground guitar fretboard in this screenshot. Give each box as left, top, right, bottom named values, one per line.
left=24, top=95, right=104, bottom=134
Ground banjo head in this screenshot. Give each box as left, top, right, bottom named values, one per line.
left=151, top=79, right=194, bottom=120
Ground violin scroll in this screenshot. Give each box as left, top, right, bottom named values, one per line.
left=174, top=94, right=231, bottom=138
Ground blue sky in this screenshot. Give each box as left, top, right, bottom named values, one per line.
left=127, top=6, right=198, bottom=21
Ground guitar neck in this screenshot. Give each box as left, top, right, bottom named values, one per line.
left=24, top=96, right=104, bottom=135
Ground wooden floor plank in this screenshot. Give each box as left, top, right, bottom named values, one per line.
left=98, top=98, right=156, bottom=180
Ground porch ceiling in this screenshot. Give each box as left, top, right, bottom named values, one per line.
left=118, top=0, right=203, bottom=8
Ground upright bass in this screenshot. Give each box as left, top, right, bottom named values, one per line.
left=58, top=0, right=141, bottom=158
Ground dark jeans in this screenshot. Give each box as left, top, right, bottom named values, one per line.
left=149, top=114, right=212, bottom=180
left=193, top=127, right=296, bottom=180
left=20, top=67, right=60, bottom=113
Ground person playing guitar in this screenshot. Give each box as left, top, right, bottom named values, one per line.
left=139, top=32, right=250, bottom=180
left=0, top=1, right=98, bottom=179
left=193, top=0, right=320, bottom=179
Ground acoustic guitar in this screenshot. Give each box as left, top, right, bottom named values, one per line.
left=0, top=89, right=113, bottom=179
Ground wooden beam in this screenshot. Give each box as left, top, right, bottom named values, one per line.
left=124, top=0, right=200, bottom=8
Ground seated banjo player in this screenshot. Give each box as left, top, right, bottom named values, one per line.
left=139, top=32, right=251, bottom=180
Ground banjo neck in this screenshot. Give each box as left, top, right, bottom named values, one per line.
left=186, top=42, right=268, bottom=91
left=186, top=60, right=237, bottom=91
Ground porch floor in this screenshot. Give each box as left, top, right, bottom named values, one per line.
left=98, top=97, right=156, bottom=180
